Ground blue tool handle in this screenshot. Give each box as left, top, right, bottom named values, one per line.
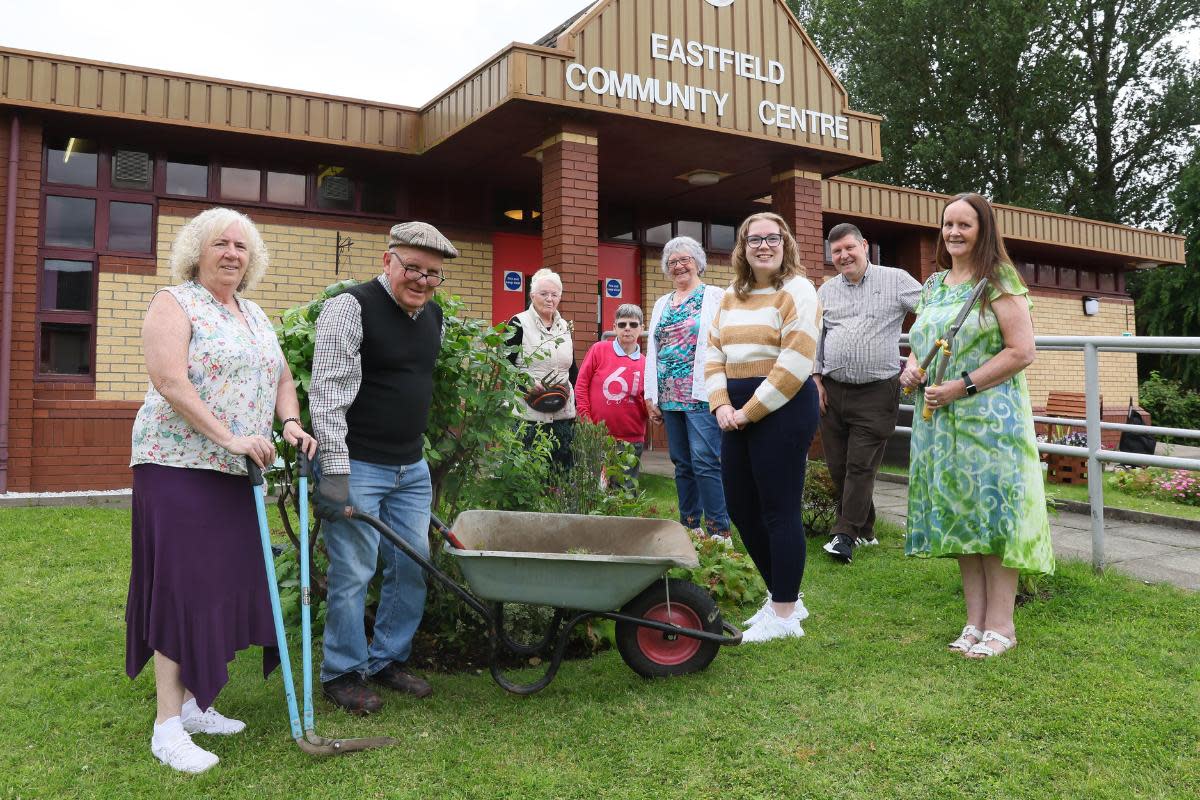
left=249, top=457, right=304, bottom=741
left=299, top=468, right=314, bottom=733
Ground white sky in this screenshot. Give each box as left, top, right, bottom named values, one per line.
left=0, top=0, right=594, bottom=107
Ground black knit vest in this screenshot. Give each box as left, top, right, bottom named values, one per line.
left=344, top=280, right=442, bottom=466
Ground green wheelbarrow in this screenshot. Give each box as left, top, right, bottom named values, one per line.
left=344, top=507, right=744, bottom=695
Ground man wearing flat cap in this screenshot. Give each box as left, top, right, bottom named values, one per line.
left=310, top=221, right=458, bottom=713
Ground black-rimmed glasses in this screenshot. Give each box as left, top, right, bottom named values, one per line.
left=389, top=252, right=446, bottom=287
left=746, top=234, right=783, bottom=248
left=666, top=255, right=695, bottom=268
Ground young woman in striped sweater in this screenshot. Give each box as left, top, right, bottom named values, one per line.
left=705, top=212, right=822, bottom=643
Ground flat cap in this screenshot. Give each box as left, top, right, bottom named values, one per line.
left=388, top=221, right=459, bottom=259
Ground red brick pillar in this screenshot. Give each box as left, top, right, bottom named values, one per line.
left=770, top=163, right=825, bottom=278
left=540, top=122, right=599, bottom=361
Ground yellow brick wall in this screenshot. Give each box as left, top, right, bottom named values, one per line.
left=1026, top=293, right=1138, bottom=409
left=639, top=252, right=734, bottom=324
left=95, top=215, right=493, bottom=400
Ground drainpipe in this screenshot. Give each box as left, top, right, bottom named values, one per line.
left=0, top=113, right=18, bottom=493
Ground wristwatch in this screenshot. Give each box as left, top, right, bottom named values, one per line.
left=961, top=371, right=978, bottom=396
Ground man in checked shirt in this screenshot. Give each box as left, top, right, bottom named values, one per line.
left=813, top=223, right=922, bottom=564
left=310, top=221, right=457, bottom=714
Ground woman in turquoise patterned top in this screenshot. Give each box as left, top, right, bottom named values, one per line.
left=900, top=193, right=1053, bottom=659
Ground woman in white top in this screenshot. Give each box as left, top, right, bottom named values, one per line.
left=643, top=236, right=730, bottom=541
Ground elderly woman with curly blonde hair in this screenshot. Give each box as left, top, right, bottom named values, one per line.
left=125, top=207, right=316, bottom=774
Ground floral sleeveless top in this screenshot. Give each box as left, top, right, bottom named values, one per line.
left=131, top=281, right=284, bottom=475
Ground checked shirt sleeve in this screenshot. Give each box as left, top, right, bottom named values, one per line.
left=311, top=293, right=363, bottom=476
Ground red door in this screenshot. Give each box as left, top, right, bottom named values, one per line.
left=491, top=233, right=541, bottom=325
left=598, top=243, right=641, bottom=335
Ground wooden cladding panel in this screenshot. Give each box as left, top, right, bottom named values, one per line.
left=420, top=55, right=511, bottom=149
left=1, top=51, right=418, bottom=151
left=826, top=178, right=1185, bottom=263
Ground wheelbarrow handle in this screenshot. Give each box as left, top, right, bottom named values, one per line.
left=429, top=511, right=468, bottom=550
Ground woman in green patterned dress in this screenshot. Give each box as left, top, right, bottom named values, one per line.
left=900, top=193, right=1054, bottom=659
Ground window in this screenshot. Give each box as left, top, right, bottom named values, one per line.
left=601, top=207, right=635, bottom=241
left=111, top=149, right=153, bottom=191
left=317, top=165, right=354, bottom=210
left=361, top=179, right=396, bottom=215
left=39, top=323, right=91, bottom=376
left=677, top=220, right=704, bottom=242
left=108, top=202, right=153, bottom=252
left=709, top=223, right=736, bottom=251
left=165, top=156, right=209, bottom=196
left=41, top=259, right=93, bottom=311
left=220, top=166, right=262, bottom=202
left=644, top=222, right=671, bottom=246
left=45, top=196, right=96, bottom=249
left=267, top=171, right=306, bottom=205
left=46, top=137, right=98, bottom=187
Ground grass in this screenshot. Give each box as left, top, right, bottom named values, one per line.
left=2, top=492, right=1198, bottom=799
left=878, top=461, right=1200, bottom=522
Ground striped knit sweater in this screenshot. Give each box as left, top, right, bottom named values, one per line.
left=704, top=275, right=822, bottom=423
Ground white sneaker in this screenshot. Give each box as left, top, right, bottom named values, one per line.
left=740, top=605, right=805, bottom=644
left=708, top=532, right=734, bottom=549
left=182, top=704, right=246, bottom=736
left=856, top=536, right=880, bottom=547
left=743, top=593, right=808, bottom=627
left=151, top=720, right=219, bottom=774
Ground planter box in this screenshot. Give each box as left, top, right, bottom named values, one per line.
left=1047, top=454, right=1089, bottom=485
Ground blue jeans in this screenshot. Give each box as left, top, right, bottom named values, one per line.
left=318, top=458, right=432, bottom=683
left=662, top=408, right=730, bottom=533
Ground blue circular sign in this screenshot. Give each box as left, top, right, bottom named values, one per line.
left=503, top=271, right=523, bottom=291
left=605, top=278, right=622, bottom=298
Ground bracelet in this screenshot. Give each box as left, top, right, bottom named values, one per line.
left=961, top=371, right=978, bottom=396
left=282, top=416, right=302, bottom=428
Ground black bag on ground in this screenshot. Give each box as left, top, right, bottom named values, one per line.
left=1118, top=398, right=1156, bottom=456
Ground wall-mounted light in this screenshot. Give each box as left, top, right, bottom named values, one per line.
left=1082, top=296, right=1100, bottom=316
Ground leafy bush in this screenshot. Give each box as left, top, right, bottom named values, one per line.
left=669, top=531, right=766, bottom=614
left=542, top=418, right=646, bottom=517
left=1139, top=371, right=1200, bottom=444
left=802, top=461, right=839, bottom=536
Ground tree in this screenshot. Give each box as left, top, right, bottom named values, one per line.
left=787, top=0, right=1200, bottom=224
left=1127, top=146, right=1200, bottom=387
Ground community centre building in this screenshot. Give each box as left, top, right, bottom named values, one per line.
left=0, top=0, right=1186, bottom=492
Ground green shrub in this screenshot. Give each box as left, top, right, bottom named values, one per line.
left=542, top=418, right=647, bottom=518
left=669, top=531, right=767, bottom=615
left=803, top=461, right=839, bottom=536
left=1138, top=371, right=1200, bottom=444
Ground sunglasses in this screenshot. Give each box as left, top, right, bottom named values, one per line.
left=614, top=321, right=641, bottom=329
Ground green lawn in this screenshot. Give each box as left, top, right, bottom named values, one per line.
left=1, top=495, right=1197, bottom=799
left=879, top=462, right=1200, bottom=522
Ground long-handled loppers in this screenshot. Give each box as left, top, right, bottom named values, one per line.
left=248, top=454, right=396, bottom=756
left=904, top=276, right=990, bottom=421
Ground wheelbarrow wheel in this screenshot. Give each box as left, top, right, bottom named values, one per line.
left=616, top=578, right=722, bottom=678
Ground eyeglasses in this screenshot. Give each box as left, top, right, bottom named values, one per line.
left=746, top=234, right=783, bottom=248
left=389, top=252, right=446, bottom=286
left=533, top=291, right=561, bottom=300
left=614, top=320, right=641, bottom=329
left=666, top=256, right=695, bottom=269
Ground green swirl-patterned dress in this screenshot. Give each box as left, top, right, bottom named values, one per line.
left=905, top=264, right=1054, bottom=575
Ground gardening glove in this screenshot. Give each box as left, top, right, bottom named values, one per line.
left=314, top=473, right=351, bottom=520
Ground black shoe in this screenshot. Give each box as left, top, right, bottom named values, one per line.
left=823, top=533, right=854, bottom=563
left=322, top=673, right=383, bottom=715
left=370, top=662, right=433, bottom=698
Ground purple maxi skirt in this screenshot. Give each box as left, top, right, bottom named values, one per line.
left=125, top=463, right=280, bottom=709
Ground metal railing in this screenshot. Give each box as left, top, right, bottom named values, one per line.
left=894, top=335, right=1200, bottom=570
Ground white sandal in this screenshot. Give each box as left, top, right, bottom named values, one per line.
left=966, top=630, right=1017, bottom=658
left=948, top=624, right=982, bottom=653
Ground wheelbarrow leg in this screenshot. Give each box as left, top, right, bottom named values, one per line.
left=248, top=456, right=394, bottom=755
